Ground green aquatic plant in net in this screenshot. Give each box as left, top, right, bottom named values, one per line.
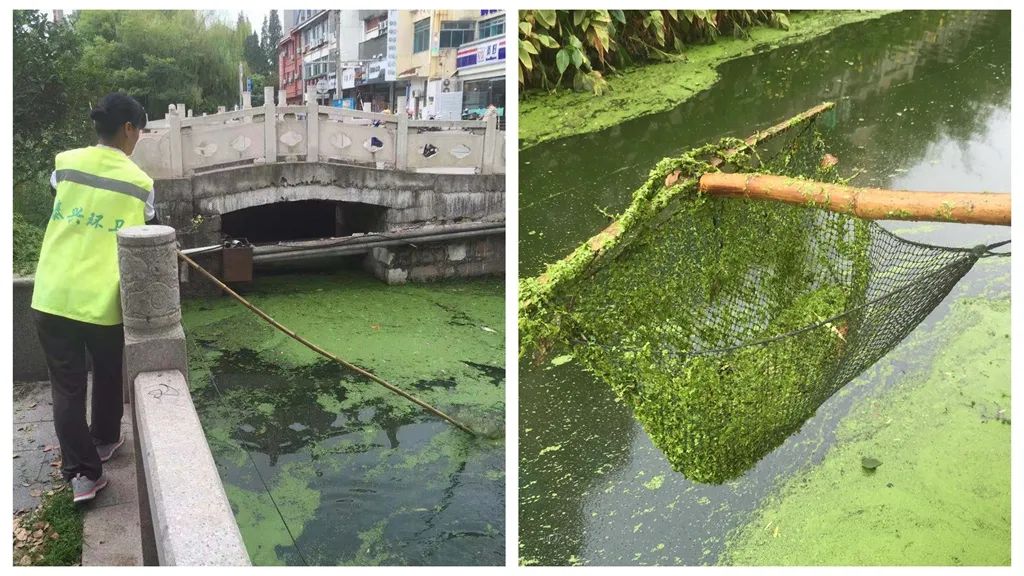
left=521, top=110, right=1004, bottom=484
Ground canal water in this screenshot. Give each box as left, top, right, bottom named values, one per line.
left=519, top=11, right=1009, bottom=565
left=182, top=272, right=505, bottom=565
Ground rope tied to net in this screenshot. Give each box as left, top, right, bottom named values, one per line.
left=975, top=239, right=1011, bottom=258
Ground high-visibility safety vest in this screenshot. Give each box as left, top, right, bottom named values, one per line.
left=31, top=146, right=153, bottom=326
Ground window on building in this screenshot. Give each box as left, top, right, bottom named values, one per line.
left=440, top=21, right=474, bottom=48
left=478, top=15, right=505, bottom=40
left=413, top=18, right=430, bottom=53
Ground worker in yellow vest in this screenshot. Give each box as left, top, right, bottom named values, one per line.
left=32, top=93, right=157, bottom=503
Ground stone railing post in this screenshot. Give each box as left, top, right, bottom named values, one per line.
left=278, top=89, right=286, bottom=108
left=166, top=105, right=184, bottom=178
left=117, top=225, right=251, bottom=566
left=117, top=226, right=188, bottom=404
left=306, top=93, right=319, bottom=163
left=396, top=113, right=409, bottom=171
left=481, top=111, right=498, bottom=175
left=263, top=86, right=277, bottom=164
left=242, top=91, right=252, bottom=124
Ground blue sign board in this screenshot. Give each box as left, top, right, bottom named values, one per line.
left=456, top=37, right=506, bottom=70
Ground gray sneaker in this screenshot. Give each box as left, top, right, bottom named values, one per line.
left=95, top=436, right=124, bottom=463
left=71, top=474, right=108, bottom=503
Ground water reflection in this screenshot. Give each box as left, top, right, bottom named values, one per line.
left=193, top=349, right=505, bottom=566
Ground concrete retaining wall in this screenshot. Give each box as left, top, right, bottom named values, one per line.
left=134, top=370, right=250, bottom=566
left=364, top=233, right=505, bottom=284
left=13, top=277, right=47, bottom=382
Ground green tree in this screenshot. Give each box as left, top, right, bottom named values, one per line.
left=74, top=10, right=239, bottom=116
left=259, top=15, right=270, bottom=71
left=244, top=31, right=264, bottom=74
left=13, top=10, right=89, bottom=188
left=263, top=11, right=283, bottom=92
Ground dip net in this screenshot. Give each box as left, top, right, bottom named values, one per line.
left=519, top=103, right=1009, bottom=484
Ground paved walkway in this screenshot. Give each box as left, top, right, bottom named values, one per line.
left=13, top=381, right=59, bottom=514
left=13, top=379, right=143, bottom=565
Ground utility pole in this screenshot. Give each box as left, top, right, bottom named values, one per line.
left=238, top=61, right=244, bottom=108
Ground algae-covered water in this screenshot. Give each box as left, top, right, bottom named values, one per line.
left=182, top=272, right=504, bottom=565
left=519, top=10, right=1009, bottom=566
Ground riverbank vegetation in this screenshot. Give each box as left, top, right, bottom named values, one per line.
left=518, top=11, right=892, bottom=148
left=12, top=9, right=281, bottom=274
left=519, top=10, right=789, bottom=93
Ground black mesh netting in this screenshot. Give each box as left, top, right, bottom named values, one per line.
left=520, top=110, right=1009, bottom=484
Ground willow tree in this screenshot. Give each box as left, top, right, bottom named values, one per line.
left=74, top=10, right=239, bottom=117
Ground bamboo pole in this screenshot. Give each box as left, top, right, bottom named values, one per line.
left=699, top=172, right=1011, bottom=225
left=177, top=251, right=478, bottom=435
left=664, top=101, right=835, bottom=187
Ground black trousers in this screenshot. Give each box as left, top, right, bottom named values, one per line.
left=34, top=310, right=124, bottom=481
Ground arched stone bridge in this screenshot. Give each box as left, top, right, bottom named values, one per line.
left=131, top=88, right=505, bottom=286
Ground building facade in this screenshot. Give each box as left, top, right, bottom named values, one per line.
left=279, top=10, right=505, bottom=117
left=395, top=10, right=506, bottom=120
left=278, top=26, right=303, bottom=104
left=454, top=10, right=505, bottom=123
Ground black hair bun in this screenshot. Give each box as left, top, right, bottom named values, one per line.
left=91, top=93, right=146, bottom=138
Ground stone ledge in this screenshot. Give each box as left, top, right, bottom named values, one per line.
left=134, top=370, right=250, bottom=566
left=83, top=410, right=142, bottom=566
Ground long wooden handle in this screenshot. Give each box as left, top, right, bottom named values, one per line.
left=177, top=251, right=478, bottom=435
left=699, top=173, right=1011, bottom=226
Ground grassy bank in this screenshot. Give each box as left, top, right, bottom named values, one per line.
left=519, top=10, right=894, bottom=149
left=13, top=484, right=84, bottom=566
left=722, top=295, right=1010, bottom=565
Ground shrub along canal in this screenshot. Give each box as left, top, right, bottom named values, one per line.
left=182, top=271, right=504, bottom=565
left=519, top=11, right=1009, bottom=566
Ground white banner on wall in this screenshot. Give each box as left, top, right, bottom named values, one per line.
left=385, top=10, right=398, bottom=82
left=341, top=68, right=355, bottom=90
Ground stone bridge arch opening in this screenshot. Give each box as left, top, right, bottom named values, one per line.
left=220, top=200, right=388, bottom=244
